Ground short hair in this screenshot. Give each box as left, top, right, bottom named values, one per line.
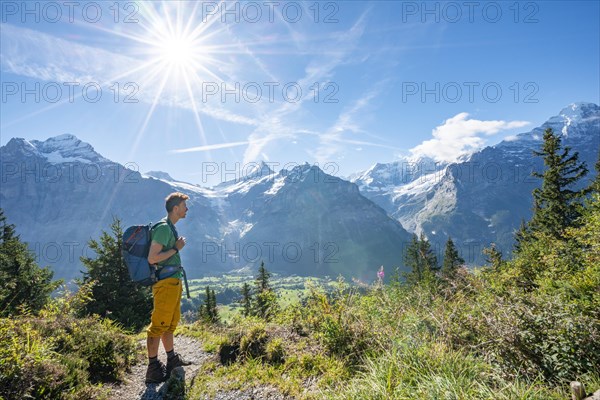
left=165, top=192, right=190, bottom=212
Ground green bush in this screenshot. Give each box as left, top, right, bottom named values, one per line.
left=446, top=278, right=599, bottom=383
left=0, top=318, right=72, bottom=400
left=300, top=281, right=372, bottom=365
left=265, top=337, right=285, bottom=365
left=0, top=291, right=139, bottom=399
left=239, top=323, right=268, bottom=360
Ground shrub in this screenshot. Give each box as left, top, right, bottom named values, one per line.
left=265, top=337, right=285, bottom=365
left=0, top=291, right=139, bottom=399
left=300, top=280, right=372, bottom=365
left=239, top=322, right=268, bottom=361
left=0, top=318, right=72, bottom=400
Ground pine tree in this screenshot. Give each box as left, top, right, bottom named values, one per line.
left=210, top=288, right=219, bottom=322
left=256, top=260, right=271, bottom=292
left=404, top=233, right=438, bottom=283
left=529, top=128, right=588, bottom=239
left=200, top=286, right=211, bottom=321
left=80, top=217, right=152, bottom=331
left=253, top=261, right=278, bottom=319
left=389, top=267, right=401, bottom=287
left=404, top=234, right=421, bottom=282
left=0, top=209, right=60, bottom=316
left=513, top=219, right=530, bottom=253
left=483, top=244, right=504, bottom=270
left=441, top=237, right=464, bottom=278
left=240, top=282, right=252, bottom=317
left=418, top=233, right=438, bottom=272
left=199, top=286, right=219, bottom=323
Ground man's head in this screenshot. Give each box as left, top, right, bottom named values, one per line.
left=165, top=192, right=190, bottom=220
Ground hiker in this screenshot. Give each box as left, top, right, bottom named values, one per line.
left=145, top=192, right=193, bottom=384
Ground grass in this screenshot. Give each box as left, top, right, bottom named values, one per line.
left=3, top=268, right=596, bottom=399
left=0, top=298, right=140, bottom=400
left=180, top=317, right=350, bottom=399
left=175, top=275, right=599, bottom=400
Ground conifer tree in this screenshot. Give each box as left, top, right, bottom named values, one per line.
left=441, top=237, right=464, bottom=278
left=210, top=288, right=218, bottom=322
left=240, top=282, right=252, bottom=317
left=418, top=233, right=438, bottom=272
left=80, top=217, right=152, bottom=331
left=483, top=244, right=504, bottom=270
left=513, top=219, right=530, bottom=253
left=0, top=209, right=60, bottom=316
left=389, top=267, right=401, bottom=287
left=199, top=286, right=219, bottom=322
left=200, top=286, right=211, bottom=321
left=404, top=233, right=438, bottom=283
left=256, top=260, right=271, bottom=292
left=528, top=128, right=588, bottom=239
left=404, top=234, right=421, bottom=282
left=253, top=261, right=278, bottom=319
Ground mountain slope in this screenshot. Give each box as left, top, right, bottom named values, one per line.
left=0, top=135, right=222, bottom=281
left=0, top=139, right=411, bottom=281
left=219, top=163, right=412, bottom=279
left=353, top=103, right=600, bottom=263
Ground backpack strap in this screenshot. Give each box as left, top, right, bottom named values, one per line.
left=153, top=219, right=190, bottom=299
left=165, top=220, right=179, bottom=243
left=156, top=265, right=190, bottom=299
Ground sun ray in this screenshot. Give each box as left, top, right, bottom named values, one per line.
left=127, top=61, right=174, bottom=159
left=181, top=66, right=211, bottom=161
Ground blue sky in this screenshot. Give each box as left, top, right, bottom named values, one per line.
left=1, top=1, right=599, bottom=185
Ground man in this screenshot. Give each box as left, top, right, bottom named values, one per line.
left=145, top=192, right=192, bottom=384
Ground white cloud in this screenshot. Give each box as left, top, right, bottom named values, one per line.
left=170, top=141, right=250, bottom=153
left=410, top=113, right=529, bottom=162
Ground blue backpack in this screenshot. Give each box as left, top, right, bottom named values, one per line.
left=122, top=221, right=191, bottom=298
left=122, top=222, right=163, bottom=286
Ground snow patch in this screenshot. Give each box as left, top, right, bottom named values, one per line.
left=265, top=176, right=286, bottom=195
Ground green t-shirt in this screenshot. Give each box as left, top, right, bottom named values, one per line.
left=151, top=218, right=182, bottom=279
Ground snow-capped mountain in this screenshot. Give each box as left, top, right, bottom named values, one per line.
left=351, top=156, right=448, bottom=227
left=2, top=103, right=596, bottom=279
left=0, top=135, right=222, bottom=281
left=0, top=138, right=411, bottom=281
left=3, top=134, right=111, bottom=164
left=145, top=171, right=177, bottom=181
left=213, top=163, right=412, bottom=278
left=353, top=103, right=600, bottom=263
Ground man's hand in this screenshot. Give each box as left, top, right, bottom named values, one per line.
left=176, top=237, right=186, bottom=251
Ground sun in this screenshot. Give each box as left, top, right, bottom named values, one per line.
left=157, top=34, right=197, bottom=68
left=138, top=2, right=222, bottom=80
left=97, top=1, right=231, bottom=158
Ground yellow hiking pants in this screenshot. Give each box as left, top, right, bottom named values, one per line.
left=147, top=278, right=182, bottom=337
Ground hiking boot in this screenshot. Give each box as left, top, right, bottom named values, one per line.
left=145, top=360, right=167, bottom=384
left=166, top=352, right=192, bottom=377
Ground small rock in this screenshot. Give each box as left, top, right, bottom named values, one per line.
left=584, top=389, right=600, bottom=400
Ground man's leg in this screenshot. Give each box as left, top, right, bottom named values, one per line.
left=147, top=335, right=161, bottom=358
left=165, top=281, right=191, bottom=374
left=145, top=334, right=167, bottom=384
left=161, top=332, right=174, bottom=353
left=145, top=279, right=180, bottom=383
left=164, top=279, right=182, bottom=353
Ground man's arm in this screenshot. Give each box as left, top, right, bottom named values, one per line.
left=148, top=238, right=185, bottom=264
